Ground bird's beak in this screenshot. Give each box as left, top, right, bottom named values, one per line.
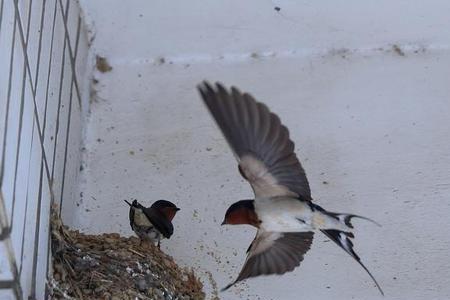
left=124, top=200, right=132, bottom=206
left=175, top=207, right=181, bottom=211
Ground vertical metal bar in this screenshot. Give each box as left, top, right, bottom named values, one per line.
left=19, top=0, right=46, bottom=279
left=29, top=0, right=58, bottom=297
left=29, top=159, right=46, bottom=300
left=33, top=0, right=47, bottom=92
left=24, top=0, right=33, bottom=39
left=10, top=38, right=27, bottom=231
left=57, top=0, right=81, bottom=107
left=11, top=0, right=33, bottom=229
left=13, top=0, right=53, bottom=188
left=18, top=118, right=35, bottom=276
left=50, top=0, right=69, bottom=184
left=45, top=3, right=81, bottom=297
left=0, top=0, right=4, bottom=42
left=0, top=0, right=12, bottom=240
left=43, top=0, right=58, bottom=138
left=59, top=13, right=80, bottom=214
left=0, top=2, right=17, bottom=193
left=2, top=1, right=29, bottom=297
left=0, top=190, right=9, bottom=239
left=0, top=0, right=4, bottom=159
left=9, top=0, right=33, bottom=293
left=10, top=0, right=58, bottom=298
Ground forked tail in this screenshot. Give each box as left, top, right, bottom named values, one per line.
left=321, top=229, right=384, bottom=296
left=309, top=202, right=381, bottom=229
left=325, top=211, right=382, bottom=228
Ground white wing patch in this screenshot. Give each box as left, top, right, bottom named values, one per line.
left=240, top=155, right=298, bottom=198
left=134, top=209, right=152, bottom=227
left=247, top=231, right=283, bottom=257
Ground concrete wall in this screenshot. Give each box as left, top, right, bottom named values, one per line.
left=70, top=1, right=450, bottom=299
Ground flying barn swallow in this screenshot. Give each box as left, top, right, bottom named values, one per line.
left=197, top=81, right=383, bottom=294
left=124, top=199, right=180, bottom=248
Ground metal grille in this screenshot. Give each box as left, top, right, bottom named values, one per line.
left=0, top=0, right=88, bottom=298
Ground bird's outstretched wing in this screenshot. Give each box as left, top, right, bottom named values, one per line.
left=143, top=207, right=174, bottom=239
left=198, top=81, right=311, bottom=200
left=222, top=231, right=314, bottom=291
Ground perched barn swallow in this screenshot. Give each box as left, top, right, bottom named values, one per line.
left=198, top=81, right=383, bottom=294
left=124, top=199, right=180, bottom=248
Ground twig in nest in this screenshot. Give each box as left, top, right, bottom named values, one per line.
left=66, top=275, right=84, bottom=300
left=88, top=272, right=94, bottom=289
left=129, top=290, right=153, bottom=300
left=48, top=279, right=77, bottom=300
left=63, top=256, right=76, bottom=277
left=128, top=248, right=145, bottom=258
left=91, top=270, right=108, bottom=279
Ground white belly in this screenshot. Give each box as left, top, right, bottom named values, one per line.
left=255, top=197, right=314, bottom=232
left=132, top=208, right=163, bottom=242
left=255, top=197, right=345, bottom=232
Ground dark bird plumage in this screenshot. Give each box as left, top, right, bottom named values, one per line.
left=124, top=199, right=180, bottom=248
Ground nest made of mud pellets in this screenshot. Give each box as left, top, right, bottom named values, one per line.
left=49, top=205, right=205, bottom=300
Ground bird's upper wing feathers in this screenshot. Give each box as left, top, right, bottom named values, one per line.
left=143, top=207, right=174, bottom=239
left=198, top=81, right=311, bottom=200
left=222, top=231, right=314, bottom=291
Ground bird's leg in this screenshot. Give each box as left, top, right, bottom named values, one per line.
left=157, top=239, right=161, bottom=249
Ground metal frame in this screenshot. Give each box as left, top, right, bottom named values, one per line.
left=0, top=0, right=86, bottom=298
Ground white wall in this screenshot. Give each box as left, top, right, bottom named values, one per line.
left=72, top=1, right=450, bottom=299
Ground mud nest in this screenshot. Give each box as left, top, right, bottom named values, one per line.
left=49, top=205, right=205, bottom=300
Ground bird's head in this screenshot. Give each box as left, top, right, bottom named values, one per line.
left=222, top=200, right=259, bottom=227
left=151, top=200, right=180, bottom=221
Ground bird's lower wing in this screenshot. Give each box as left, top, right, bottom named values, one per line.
left=222, top=231, right=314, bottom=291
